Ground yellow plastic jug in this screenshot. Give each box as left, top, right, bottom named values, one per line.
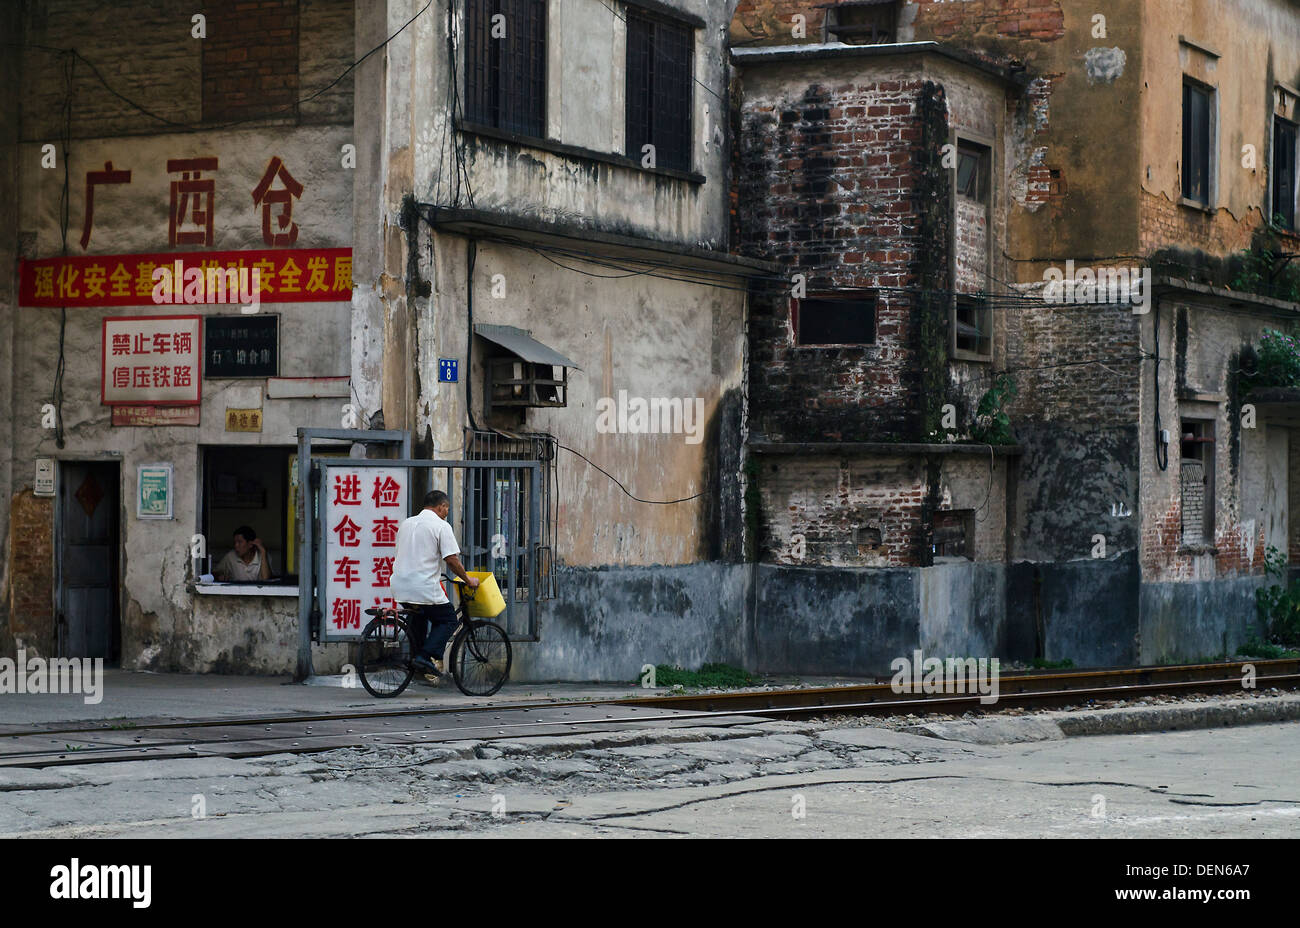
left=462, top=571, right=506, bottom=618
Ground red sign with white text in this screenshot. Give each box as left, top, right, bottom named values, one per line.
left=19, top=248, right=352, bottom=308
left=320, top=466, right=409, bottom=640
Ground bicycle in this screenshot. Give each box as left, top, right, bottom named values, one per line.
left=355, top=579, right=512, bottom=698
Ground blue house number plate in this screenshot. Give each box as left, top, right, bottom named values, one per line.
left=439, top=359, right=458, bottom=383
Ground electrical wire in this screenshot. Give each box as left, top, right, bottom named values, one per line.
left=5, top=0, right=434, bottom=137
left=53, top=50, right=74, bottom=449
left=558, top=442, right=702, bottom=505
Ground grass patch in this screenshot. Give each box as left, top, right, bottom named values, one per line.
left=1028, top=657, right=1074, bottom=670
left=644, top=663, right=759, bottom=689
left=1236, top=639, right=1300, bottom=660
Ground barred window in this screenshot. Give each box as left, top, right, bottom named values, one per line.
left=625, top=11, right=693, bottom=173
left=464, top=0, right=547, bottom=137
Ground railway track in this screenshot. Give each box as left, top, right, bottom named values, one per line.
left=1, top=659, right=1296, bottom=769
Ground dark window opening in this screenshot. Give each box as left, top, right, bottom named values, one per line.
left=625, top=10, right=694, bottom=173
left=826, top=1, right=901, bottom=44
left=1180, top=419, right=1215, bottom=545
left=201, top=446, right=296, bottom=582
left=464, top=0, right=547, bottom=137
left=953, top=295, right=992, bottom=359
left=1274, top=116, right=1297, bottom=230
left=793, top=292, right=877, bottom=345
left=956, top=143, right=989, bottom=202
left=932, top=510, right=974, bottom=559
left=1182, top=81, right=1213, bottom=205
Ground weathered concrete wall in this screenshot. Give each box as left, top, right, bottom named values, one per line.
left=1139, top=576, right=1268, bottom=664
left=6, top=0, right=359, bottom=672
left=1030, top=552, right=1140, bottom=667
left=514, top=563, right=751, bottom=682
left=751, top=562, right=1009, bottom=676
left=1139, top=0, right=1300, bottom=258
left=419, top=236, right=747, bottom=568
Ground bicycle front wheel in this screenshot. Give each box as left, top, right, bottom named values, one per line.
left=357, top=615, right=415, bottom=698
left=450, top=621, right=512, bottom=697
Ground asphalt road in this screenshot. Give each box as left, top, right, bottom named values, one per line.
left=3, top=716, right=1296, bottom=838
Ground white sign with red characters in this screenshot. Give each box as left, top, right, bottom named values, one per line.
left=320, top=465, right=409, bottom=640
left=101, top=315, right=202, bottom=405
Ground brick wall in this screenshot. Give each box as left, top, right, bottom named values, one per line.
left=912, top=0, right=1065, bottom=42
left=757, top=452, right=1007, bottom=566
left=5, top=491, right=55, bottom=655
left=1003, top=301, right=1142, bottom=426
left=202, top=0, right=301, bottom=124
left=738, top=76, right=930, bottom=442
left=18, top=0, right=352, bottom=140
left=730, top=1, right=1068, bottom=46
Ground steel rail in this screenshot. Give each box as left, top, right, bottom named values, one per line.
left=0, top=659, right=1295, bottom=768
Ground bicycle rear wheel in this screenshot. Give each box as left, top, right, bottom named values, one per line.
left=357, top=614, right=415, bottom=697
left=450, top=621, right=512, bottom=697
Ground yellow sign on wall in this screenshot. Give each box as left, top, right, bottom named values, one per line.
left=225, top=408, right=263, bottom=432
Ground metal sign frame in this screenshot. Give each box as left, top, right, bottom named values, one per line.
left=296, top=427, right=542, bottom=681
left=296, top=428, right=410, bottom=681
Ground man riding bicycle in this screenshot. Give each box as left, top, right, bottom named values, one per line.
left=388, top=490, right=479, bottom=676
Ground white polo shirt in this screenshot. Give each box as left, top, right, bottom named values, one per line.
left=389, top=508, right=460, bottom=605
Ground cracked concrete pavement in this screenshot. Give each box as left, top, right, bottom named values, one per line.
left=3, top=712, right=1297, bottom=838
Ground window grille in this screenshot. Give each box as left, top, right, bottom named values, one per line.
left=464, top=0, right=546, bottom=137
left=625, top=11, right=693, bottom=172
left=464, top=430, right=557, bottom=601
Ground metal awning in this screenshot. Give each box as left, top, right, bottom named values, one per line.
left=474, top=324, right=582, bottom=371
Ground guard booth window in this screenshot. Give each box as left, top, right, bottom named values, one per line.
left=200, top=446, right=296, bottom=581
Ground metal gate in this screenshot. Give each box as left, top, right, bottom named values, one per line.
left=305, top=457, right=542, bottom=642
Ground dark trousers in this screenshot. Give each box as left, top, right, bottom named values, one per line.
left=403, top=601, right=458, bottom=661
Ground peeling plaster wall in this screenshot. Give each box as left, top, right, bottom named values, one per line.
left=1139, top=0, right=1300, bottom=256
left=421, top=234, right=746, bottom=568
left=4, top=0, right=359, bottom=673
left=358, top=0, right=749, bottom=571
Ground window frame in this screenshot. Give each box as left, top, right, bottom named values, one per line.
left=1181, top=78, right=1216, bottom=208
left=624, top=7, right=696, bottom=174
left=1179, top=416, right=1216, bottom=547
left=1272, top=114, right=1298, bottom=231
left=197, top=444, right=298, bottom=592
left=463, top=0, right=548, bottom=140
left=790, top=291, right=878, bottom=347
left=950, top=135, right=994, bottom=363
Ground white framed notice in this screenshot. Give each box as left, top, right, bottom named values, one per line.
left=137, top=463, right=174, bottom=520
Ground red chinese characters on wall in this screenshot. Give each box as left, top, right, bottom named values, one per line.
left=75, top=154, right=315, bottom=252
left=251, top=156, right=303, bottom=246
left=321, top=467, right=409, bottom=638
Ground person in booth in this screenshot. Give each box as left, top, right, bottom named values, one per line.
left=214, top=525, right=272, bottom=582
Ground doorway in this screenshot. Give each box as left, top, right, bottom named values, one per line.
left=57, top=461, right=121, bottom=661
